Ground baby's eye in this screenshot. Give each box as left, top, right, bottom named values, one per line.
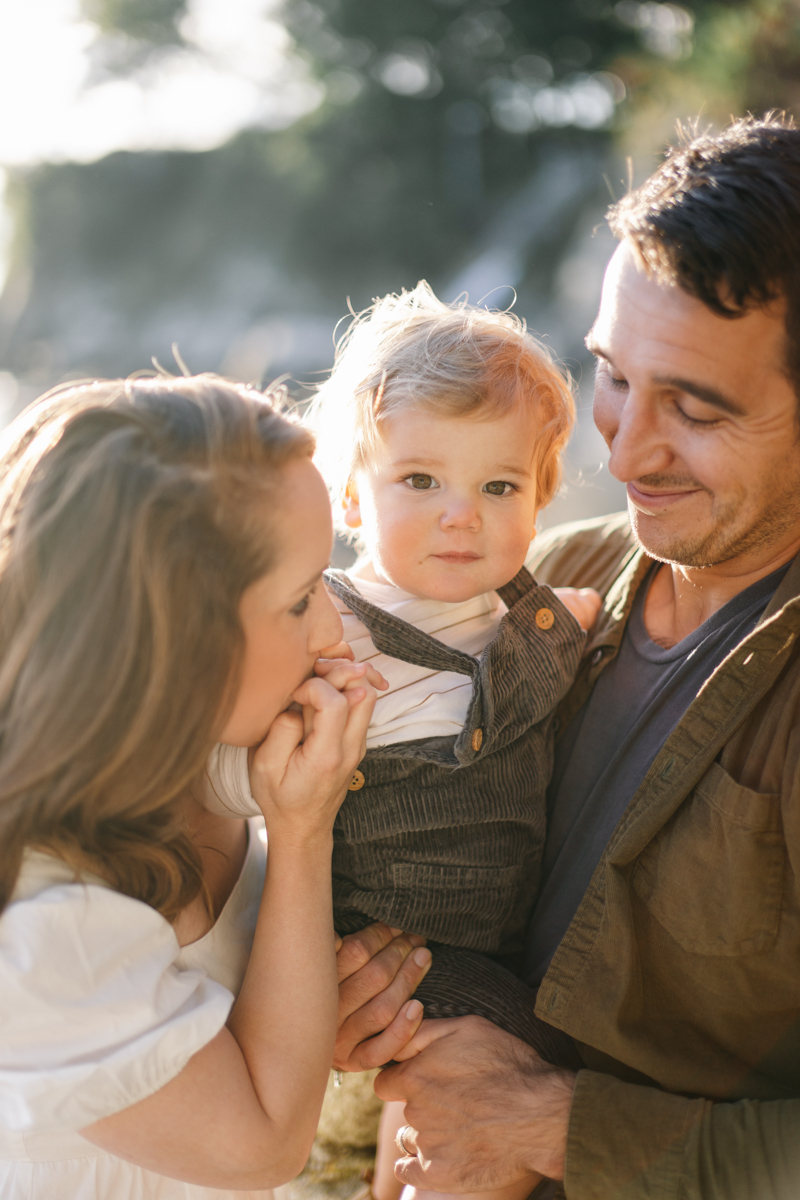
left=405, top=474, right=436, bottom=490
left=483, top=480, right=514, bottom=497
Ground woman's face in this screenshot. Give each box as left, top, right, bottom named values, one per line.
left=218, top=457, right=343, bottom=747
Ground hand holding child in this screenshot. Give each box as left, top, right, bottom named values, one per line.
left=553, top=586, right=602, bottom=632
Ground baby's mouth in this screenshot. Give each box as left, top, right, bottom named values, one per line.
left=433, top=552, right=481, bottom=564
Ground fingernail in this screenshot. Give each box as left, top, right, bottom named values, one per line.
left=413, top=948, right=431, bottom=968
left=404, top=999, right=423, bottom=1019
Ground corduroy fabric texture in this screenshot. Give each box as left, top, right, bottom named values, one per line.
left=326, top=565, right=585, bottom=957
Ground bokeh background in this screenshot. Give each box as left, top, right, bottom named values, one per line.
left=0, top=0, right=798, bottom=544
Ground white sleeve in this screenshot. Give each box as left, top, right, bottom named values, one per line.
left=197, top=743, right=260, bottom=817
left=0, top=884, right=234, bottom=1135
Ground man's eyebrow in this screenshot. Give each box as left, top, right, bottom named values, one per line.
left=652, top=375, right=745, bottom=417
left=584, top=335, right=745, bottom=417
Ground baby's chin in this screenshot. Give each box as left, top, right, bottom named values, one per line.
left=393, top=561, right=524, bottom=603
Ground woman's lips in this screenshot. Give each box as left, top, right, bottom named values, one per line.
left=433, top=552, right=482, bottom=564
left=627, top=482, right=702, bottom=514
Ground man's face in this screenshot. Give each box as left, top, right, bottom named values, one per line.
left=588, top=240, right=800, bottom=570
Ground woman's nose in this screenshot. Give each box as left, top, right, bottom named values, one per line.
left=311, top=584, right=344, bottom=653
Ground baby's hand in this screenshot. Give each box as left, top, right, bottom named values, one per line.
left=553, top=587, right=602, bottom=632
left=315, top=656, right=389, bottom=693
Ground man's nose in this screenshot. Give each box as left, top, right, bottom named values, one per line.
left=440, top=496, right=480, bottom=530
left=596, top=389, right=672, bottom=484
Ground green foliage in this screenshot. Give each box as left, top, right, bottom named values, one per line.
left=82, top=0, right=187, bottom=43
left=5, top=0, right=795, bottom=388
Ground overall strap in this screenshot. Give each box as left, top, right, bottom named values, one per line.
left=324, top=569, right=479, bottom=679
left=496, top=564, right=538, bottom=608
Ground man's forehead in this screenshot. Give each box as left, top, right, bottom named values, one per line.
left=588, top=239, right=788, bottom=383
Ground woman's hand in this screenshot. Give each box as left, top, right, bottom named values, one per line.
left=334, top=923, right=432, bottom=1070
left=249, top=666, right=378, bottom=839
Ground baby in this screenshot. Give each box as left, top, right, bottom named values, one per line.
left=201, top=283, right=600, bottom=1200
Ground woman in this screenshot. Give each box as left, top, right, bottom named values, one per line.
left=0, top=373, right=389, bottom=1198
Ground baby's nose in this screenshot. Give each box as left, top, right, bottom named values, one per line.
left=440, top=499, right=480, bottom=529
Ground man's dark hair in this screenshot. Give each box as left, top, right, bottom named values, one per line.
left=608, top=115, right=800, bottom=398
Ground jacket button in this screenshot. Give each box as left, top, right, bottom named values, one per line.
left=348, top=769, right=365, bottom=791
left=535, top=607, right=555, bottom=630
left=471, top=728, right=483, bottom=752
left=591, top=648, right=603, bottom=665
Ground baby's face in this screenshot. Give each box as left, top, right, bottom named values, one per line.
left=345, top=404, right=539, bottom=602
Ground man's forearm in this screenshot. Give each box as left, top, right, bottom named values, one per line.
left=565, top=1071, right=800, bottom=1200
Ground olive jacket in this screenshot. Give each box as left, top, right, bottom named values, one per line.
left=529, top=512, right=800, bottom=1200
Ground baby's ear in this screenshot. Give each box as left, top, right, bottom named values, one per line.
left=342, top=481, right=362, bottom=529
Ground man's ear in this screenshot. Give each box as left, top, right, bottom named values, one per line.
left=343, top=480, right=362, bottom=530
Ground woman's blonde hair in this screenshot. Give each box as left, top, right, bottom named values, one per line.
left=0, top=374, right=313, bottom=918
left=308, top=281, right=575, bottom=540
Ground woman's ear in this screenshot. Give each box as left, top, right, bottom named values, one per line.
left=342, top=481, right=362, bottom=530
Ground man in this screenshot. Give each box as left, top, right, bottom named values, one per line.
left=333, top=116, right=800, bottom=1199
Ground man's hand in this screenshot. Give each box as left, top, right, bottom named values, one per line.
left=334, top=923, right=432, bottom=1070
left=553, top=586, right=602, bottom=632
left=375, top=1015, right=577, bottom=1188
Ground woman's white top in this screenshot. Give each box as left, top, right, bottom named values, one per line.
left=0, top=820, right=274, bottom=1200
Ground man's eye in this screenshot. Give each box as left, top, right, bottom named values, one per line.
left=484, top=480, right=512, bottom=496
left=596, top=360, right=627, bottom=391
left=406, top=474, right=435, bottom=490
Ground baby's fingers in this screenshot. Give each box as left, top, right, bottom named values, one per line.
left=317, top=640, right=355, bottom=661
left=315, top=659, right=389, bottom=692
left=292, top=675, right=370, bottom=758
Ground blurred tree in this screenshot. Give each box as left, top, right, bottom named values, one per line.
left=83, top=0, right=186, bottom=44
left=0, top=0, right=790, bottom=395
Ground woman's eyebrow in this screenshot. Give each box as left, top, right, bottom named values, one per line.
left=292, top=570, right=323, bottom=597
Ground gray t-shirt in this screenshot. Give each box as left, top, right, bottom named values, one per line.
left=523, top=561, right=790, bottom=987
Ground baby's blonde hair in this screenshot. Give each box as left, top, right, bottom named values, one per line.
left=308, top=281, right=575, bottom=540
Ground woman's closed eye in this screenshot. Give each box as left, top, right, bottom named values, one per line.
left=483, top=480, right=516, bottom=497
left=289, top=585, right=316, bottom=616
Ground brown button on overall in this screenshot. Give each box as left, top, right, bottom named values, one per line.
left=535, top=608, right=555, bottom=630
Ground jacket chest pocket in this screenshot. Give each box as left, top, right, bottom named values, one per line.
left=631, top=762, right=784, bottom=956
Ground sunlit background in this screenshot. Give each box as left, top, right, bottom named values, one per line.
left=0, top=0, right=798, bottom=539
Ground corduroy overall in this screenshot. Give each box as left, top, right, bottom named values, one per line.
left=325, top=565, right=585, bottom=1065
